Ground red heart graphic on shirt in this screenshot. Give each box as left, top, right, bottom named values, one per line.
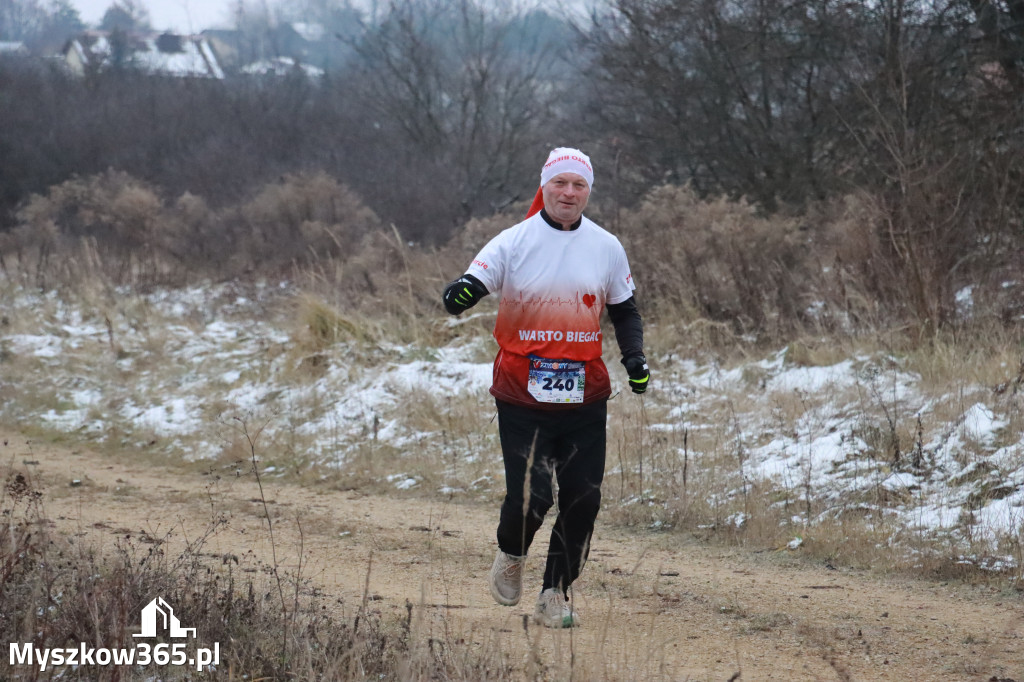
left=582, top=294, right=596, bottom=308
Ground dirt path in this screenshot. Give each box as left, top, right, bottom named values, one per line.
left=4, top=429, right=1022, bottom=682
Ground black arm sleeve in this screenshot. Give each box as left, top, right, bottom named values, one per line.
left=606, top=296, right=644, bottom=360
left=457, top=273, right=488, bottom=296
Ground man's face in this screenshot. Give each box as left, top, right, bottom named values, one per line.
left=542, top=172, right=590, bottom=227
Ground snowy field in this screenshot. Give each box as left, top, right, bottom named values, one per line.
left=2, top=281, right=1022, bottom=568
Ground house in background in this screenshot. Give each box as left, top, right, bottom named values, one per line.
left=201, top=29, right=249, bottom=72
left=240, top=56, right=324, bottom=79
left=260, top=22, right=328, bottom=68
left=0, top=41, right=29, bottom=56
left=62, top=30, right=224, bottom=79
left=203, top=21, right=346, bottom=75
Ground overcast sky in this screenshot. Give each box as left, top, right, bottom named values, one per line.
left=71, top=0, right=237, bottom=33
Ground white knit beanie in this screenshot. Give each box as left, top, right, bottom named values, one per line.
left=540, top=147, right=594, bottom=188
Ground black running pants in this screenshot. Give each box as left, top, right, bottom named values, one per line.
left=494, top=398, right=607, bottom=595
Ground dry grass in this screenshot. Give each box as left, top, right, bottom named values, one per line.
left=0, top=464, right=527, bottom=681
left=4, top=293, right=1022, bottom=595
left=297, top=293, right=372, bottom=349
left=3, top=170, right=1024, bottom=595
left=595, top=324, right=1024, bottom=588
left=5, top=168, right=1021, bottom=349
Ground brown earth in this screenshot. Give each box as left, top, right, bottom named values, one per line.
left=4, top=428, right=1023, bottom=682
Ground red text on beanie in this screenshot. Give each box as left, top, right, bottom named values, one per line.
left=526, top=147, right=594, bottom=218
left=540, top=147, right=594, bottom=188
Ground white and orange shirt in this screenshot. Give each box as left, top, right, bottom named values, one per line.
left=466, top=212, right=635, bottom=408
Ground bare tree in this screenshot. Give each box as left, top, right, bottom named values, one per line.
left=966, top=0, right=1024, bottom=73
left=835, top=0, right=1024, bottom=330
left=341, top=0, right=562, bottom=235
left=99, top=0, right=151, bottom=32
left=583, top=0, right=1024, bottom=329
left=0, top=0, right=46, bottom=41
left=31, top=0, right=84, bottom=53
left=583, top=0, right=871, bottom=209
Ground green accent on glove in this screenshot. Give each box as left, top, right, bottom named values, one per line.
left=443, top=275, right=488, bottom=315
left=628, top=374, right=649, bottom=394
left=623, top=355, right=650, bottom=394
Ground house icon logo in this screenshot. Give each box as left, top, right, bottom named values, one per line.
left=133, top=597, right=197, bottom=638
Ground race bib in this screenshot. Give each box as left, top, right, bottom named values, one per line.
left=527, top=356, right=586, bottom=404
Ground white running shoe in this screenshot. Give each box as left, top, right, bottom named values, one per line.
left=533, top=588, right=581, bottom=628
left=489, top=550, right=525, bottom=606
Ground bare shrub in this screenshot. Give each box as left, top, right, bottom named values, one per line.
left=620, top=184, right=808, bottom=343
left=454, top=206, right=527, bottom=255
left=157, top=191, right=233, bottom=272
left=817, top=187, right=959, bottom=336
left=806, top=186, right=1024, bottom=342
left=3, top=171, right=392, bottom=287
left=31, top=172, right=158, bottom=249
left=9, top=170, right=176, bottom=287
left=0, top=214, right=59, bottom=284
left=802, top=194, right=894, bottom=333
left=239, top=171, right=382, bottom=268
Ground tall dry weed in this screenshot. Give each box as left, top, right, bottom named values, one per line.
left=296, top=223, right=488, bottom=346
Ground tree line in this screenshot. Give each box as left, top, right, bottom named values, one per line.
left=1, top=0, right=1023, bottom=330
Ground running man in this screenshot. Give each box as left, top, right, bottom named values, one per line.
left=443, top=146, right=650, bottom=627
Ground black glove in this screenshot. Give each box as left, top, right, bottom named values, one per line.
left=622, top=355, right=650, bottom=394
left=443, top=274, right=488, bottom=315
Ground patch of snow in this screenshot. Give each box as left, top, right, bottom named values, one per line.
left=7, top=334, right=62, bottom=357
left=241, top=56, right=324, bottom=78
left=387, top=473, right=419, bottom=490
left=126, top=399, right=203, bottom=437
left=961, top=403, right=1004, bottom=443
left=4, top=279, right=1024, bottom=556
left=955, top=285, right=974, bottom=316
